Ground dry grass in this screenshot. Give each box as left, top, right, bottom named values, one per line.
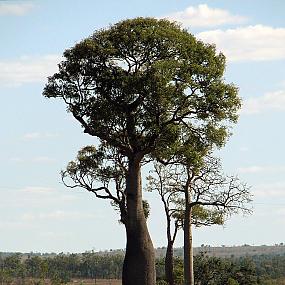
left=10, top=278, right=122, bottom=285
left=68, top=279, right=121, bottom=285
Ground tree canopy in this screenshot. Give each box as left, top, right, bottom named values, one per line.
left=43, top=17, right=240, bottom=159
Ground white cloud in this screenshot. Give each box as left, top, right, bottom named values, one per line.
left=33, top=156, right=57, bottom=163
left=162, top=4, right=246, bottom=28
left=9, top=157, right=24, bottom=163
left=1, top=186, right=79, bottom=210
left=242, top=90, right=285, bottom=114
left=23, top=132, right=59, bottom=140
left=197, top=25, right=285, bottom=62
left=275, top=208, right=285, bottom=216
left=238, top=165, right=285, bottom=174
left=280, top=80, right=285, bottom=88
left=0, top=55, right=61, bottom=86
left=21, top=210, right=96, bottom=221
left=38, top=231, right=70, bottom=239
left=59, top=194, right=78, bottom=202
left=253, top=182, right=285, bottom=198
left=0, top=3, right=34, bottom=15
left=21, top=213, right=36, bottom=221
left=9, top=156, right=56, bottom=164
left=42, top=210, right=96, bottom=220
left=20, top=186, right=55, bottom=195
left=239, top=146, right=249, bottom=152
left=0, top=220, right=35, bottom=230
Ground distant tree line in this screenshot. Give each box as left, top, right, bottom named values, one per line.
left=0, top=252, right=285, bottom=284
left=0, top=252, right=123, bottom=284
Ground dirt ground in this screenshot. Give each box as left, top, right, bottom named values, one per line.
left=68, top=279, right=121, bottom=285
left=9, top=278, right=122, bottom=285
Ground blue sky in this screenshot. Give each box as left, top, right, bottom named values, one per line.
left=0, top=0, right=285, bottom=253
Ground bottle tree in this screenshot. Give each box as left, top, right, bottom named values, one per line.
left=43, top=17, right=240, bottom=285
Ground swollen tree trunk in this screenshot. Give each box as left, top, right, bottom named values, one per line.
left=122, top=157, right=156, bottom=285
left=165, top=240, right=175, bottom=285
left=184, top=188, right=194, bottom=285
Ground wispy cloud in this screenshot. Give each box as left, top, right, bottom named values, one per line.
left=0, top=220, right=35, bottom=230
left=0, top=55, right=61, bottom=86
left=238, top=165, right=285, bottom=174
left=242, top=90, right=285, bottom=114
left=20, top=186, right=55, bottom=195
left=197, top=25, right=285, bottom=62
left=0, top=2, right=34, bottom=16
left=33, top=156, right=57, bottom=163
left=10, top=156, right=56, bottom=164
left=38, top=231, right=70, bottom=239
left=1, top=186, right=78, bottom=210
left=239, top=146, right=249, bottom=152
left=253, top=182, right=285, bottom=198
left=162, top=4, right=246, bottom=28
left=275, top=208, right=285, bottom=216
left=21, top=210, right=96, bottom=221
left=23, top=132, right=59, bottom=140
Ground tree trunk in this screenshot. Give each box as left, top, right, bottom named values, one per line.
left=165, top=241, right=175, bottom=285
left=164, top=210, right=175, bottom=285
left=184, top=189, right=194, bottom=285
left=122, top=157, right=156, bottom=285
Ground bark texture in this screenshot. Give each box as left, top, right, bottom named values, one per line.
left=184, top=188, right=194, bottom=285
left=165, top=241, right=175, bottom=285
left=122, top=158, right=156, bottom=285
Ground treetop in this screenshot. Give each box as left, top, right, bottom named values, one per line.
left=43, top=17, right=241, bottom=159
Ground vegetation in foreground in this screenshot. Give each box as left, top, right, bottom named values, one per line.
left=1, top=252, right=285, bottom=284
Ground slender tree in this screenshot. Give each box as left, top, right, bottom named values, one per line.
left=183, top=158, right=251, bottom=285
left=147, top=163, right=224, bottom=285
left=43, top=17, right=240, bottom=285
left=148, top=156, right=252, bottom=285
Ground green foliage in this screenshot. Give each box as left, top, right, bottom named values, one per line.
left=62, top=144, right=128, bottom=224
left=253, top=254, right=285, bottom=279
left=157, top=253, right=260, bottom=285
left=173, top=258, right=184, bottom=285
left=25, top=256, right=48, bottom=279
left=193, top=254, right=259, bottom=285
left=192, top=205, right=224, bottom=226
left=142, top=199, right=150, bottom=219
left=0, top=268, right=13, bottom=285
left=50, top=271, right=71, bottom=285
left=1, top=252, right=285, bottom=283
left=147, top=158, right=251, bottom=230
left=64, top=144, right=125, bottom=186
left=156, top=280, right=169, bottom=285
left=156, top=257, right=184, bottom=285
left=227, top=277, right=239, bottom=285
left=43, top=17, right=240, bottom=160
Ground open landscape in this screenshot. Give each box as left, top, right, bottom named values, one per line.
left=1, top=1, right=284, bottom=285
left=1, top=246, right=285, bottom=284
